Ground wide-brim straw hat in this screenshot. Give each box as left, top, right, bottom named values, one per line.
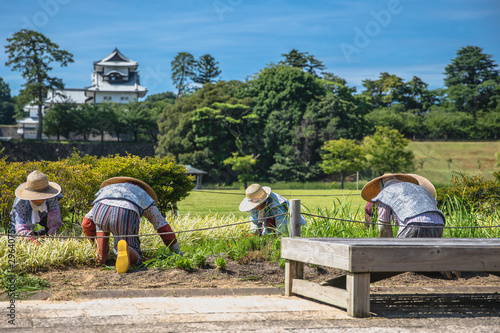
left=15, top=170, right=61, bottom=201
left=361, top=173, right=418, bottom=201
left=407, top=173, right=436, bottom=197
left=100, top=176, right=158, bottom=203
left=239, top=184, right=271, bottom=212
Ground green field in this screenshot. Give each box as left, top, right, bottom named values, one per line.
left=410, top=141, right=499, bottom=186
left=176, top=189, right=365, bottom=218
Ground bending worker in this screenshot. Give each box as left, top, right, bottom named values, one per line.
left=11, top=170, right=63, bottom=243
left=239, top=183, right=306, bottom=235
left=82, top=176, right=180, bottom=274
left=361, top=173, right=445, bottom=238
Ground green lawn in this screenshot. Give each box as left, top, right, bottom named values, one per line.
left=176, top=141, right=499, bottom=217
left=176, top=189, right=365, bottom=218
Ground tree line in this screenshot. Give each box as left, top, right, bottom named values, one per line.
left=156, top=46, right=500, bottom=183
left=1, top=29, right=500, bottom=183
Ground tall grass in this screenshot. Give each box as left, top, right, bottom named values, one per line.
left=0, top=237, right=96, bottom=272
left=440, top=195, right=500, bottom=238
left=1, top=197, right=498, bottom=273
left=301, top=198, right=378, bottom=238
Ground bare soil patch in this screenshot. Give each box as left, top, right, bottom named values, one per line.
left=26, top=258, right=500, bottom=301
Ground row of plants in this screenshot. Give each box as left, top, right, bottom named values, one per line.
left=0, top=152, right=194, bottom=232
left=1, top=193, right=498, bottom=274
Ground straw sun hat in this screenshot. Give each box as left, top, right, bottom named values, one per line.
left=100, top=176, right=158, bottom=203
left=407, top=174, right=436, bottom=197
left=239, top=184, right=271, bottom=212
left=361, top=173, right=418, bottom=201
left=15, top=170, right=61, bottom=201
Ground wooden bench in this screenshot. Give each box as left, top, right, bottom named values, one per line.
left=281, top=238, right=500, bottom=317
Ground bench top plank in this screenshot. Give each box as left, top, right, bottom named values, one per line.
left=281, top=238, right=500, bottom=272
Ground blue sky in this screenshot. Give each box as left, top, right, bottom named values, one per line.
left=1, top=0, right=499, bottom=97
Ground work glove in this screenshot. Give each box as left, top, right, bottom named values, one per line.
left=27, top=236, right=40, bottom=245
left=169, top=243, right=183, bottom=255
left=157, top=224, right=182, bottom=254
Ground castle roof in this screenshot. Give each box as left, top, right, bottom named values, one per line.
left=94, top=48, right=138, bottom=70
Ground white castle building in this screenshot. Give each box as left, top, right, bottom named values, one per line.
left=17, top=48, right=148, bottom=139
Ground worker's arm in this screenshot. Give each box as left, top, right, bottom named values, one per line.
left=376, top=202, right=394, bottom=238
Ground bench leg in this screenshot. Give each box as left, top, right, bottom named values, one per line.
left=347, top=272, right=370, bottom=317
left=285, top=260, right=304, bottom=296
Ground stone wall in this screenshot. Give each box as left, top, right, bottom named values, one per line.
left=0, top=125, right=22, bottom=140
left=0, top=141, right=156, bottom=162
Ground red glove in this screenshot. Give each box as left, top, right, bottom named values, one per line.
left=27, top=236, right=40, bottom=245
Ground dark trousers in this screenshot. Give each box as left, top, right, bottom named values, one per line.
left=33, top=217, right=49, bottom=236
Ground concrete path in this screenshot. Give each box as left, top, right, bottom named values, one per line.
left=2, top=287, right=500, bottom=332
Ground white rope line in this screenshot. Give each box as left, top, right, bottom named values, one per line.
left=301, top=212, right=500, bottom=229
left=193, top=189, right=358, bottom=197
left=1, top=213, right=288, bottom=239
left=2, top=210, right=499, bottom=241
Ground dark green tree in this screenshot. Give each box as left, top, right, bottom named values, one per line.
left=11, top=93, right=29, bottom=120
left=4, top=29, right=74, bottom=139
left=110, top=104, right=130, bottom=141
left=475, top=110, right=500, bottom=139
left=444, top=46, right=500, bottom=116
left=280, top=49, right=326, bottom=77
left=0, top=78, right=15, bottom=125
left=93, top=103, right=119, bottom=142
left=171, top=52, right=196, bottom=98
left=156, top=80, right=249, bottom=181
left=74, top=103, right=98, bottom=141
left=192, top=54, right=221, bottom=85
left=43, top=102, right=76, bottom=140
left=364, top=104, right=423, bottom=139
left=190, top=102, right=255, bottom=176
left=117, top=101, right=159, bottom=142
left=317, top=81, right=370, bottom=141
left=245, top=64, right=325, bottom=180
left=365, top=105, right=406, bottom=133
left=361, top=72, right=406, bottom=108
left=144, top=91, right=176, bottom=104
left=403, top=76, right=438, bottom=112
left=423, top=107, right=474, bottom=139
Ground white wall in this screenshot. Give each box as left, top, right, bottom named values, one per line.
left=93, top=92, right=138, bottom=104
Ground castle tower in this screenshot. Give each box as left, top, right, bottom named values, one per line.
left=85, top=48, right=147, bottom=103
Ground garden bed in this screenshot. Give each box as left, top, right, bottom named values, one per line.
left=20, top=258, right=500, bottom=301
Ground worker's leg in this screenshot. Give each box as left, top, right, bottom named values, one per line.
left=96, top=231, right=110, bottom=266
left=111, top=207, right=142, bottom=273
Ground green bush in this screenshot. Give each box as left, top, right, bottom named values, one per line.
left=0, top=152, right=195, bottom=232
left=436, top=172, right=500, bottom=213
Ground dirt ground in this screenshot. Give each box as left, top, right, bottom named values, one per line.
left=27, top=257, right=500, bottom=301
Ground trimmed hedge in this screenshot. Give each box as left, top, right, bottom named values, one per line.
left=0, top=152, right=195, bottom=232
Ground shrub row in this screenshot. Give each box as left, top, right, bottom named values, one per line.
left=436, top=172, right=500, bottom=213
left=0, top=151, right=195, bottom=232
